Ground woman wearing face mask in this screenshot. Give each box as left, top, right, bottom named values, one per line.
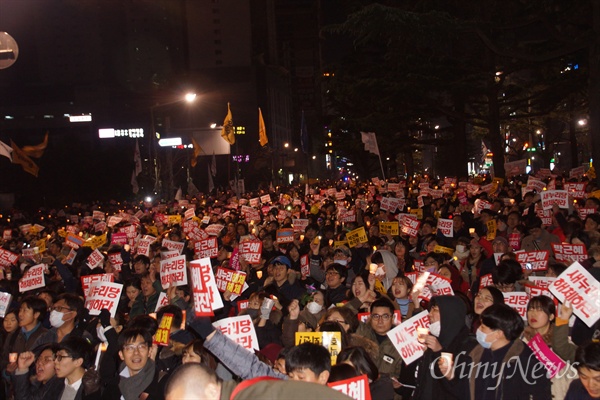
left=440, top=304, right=551, bottom=399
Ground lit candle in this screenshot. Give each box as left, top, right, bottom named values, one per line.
left=369, top=263, right=378, bottom=274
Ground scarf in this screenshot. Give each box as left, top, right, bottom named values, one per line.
left=118, top=359, right=156, bottom=400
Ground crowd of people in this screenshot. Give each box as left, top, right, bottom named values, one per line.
left=0, top=171, right=598, bottom=400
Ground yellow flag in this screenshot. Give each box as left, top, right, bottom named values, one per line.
left=191, top=137, right=203, bottom=167
left=22, top=132, right=49, bottom=158
left=220, top=103, right=235, bottom=145
left=258, top=108, right=268, bottom=146
left=10, top=140, right=39, bottom=177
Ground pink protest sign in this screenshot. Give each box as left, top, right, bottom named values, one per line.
left=528, top=333, right=566, bottom=379
left=239, top=240, right=263, bottom=264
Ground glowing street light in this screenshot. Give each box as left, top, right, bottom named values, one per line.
left=185, top=93, right=197, bottom=103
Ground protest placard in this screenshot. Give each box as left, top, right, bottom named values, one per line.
left=296, top=331, right=342, bottom=365
left=65, top=234, right=84, bottom=249
left=213, top=315, right=259, bottom=351
left=526, top=177, right=546, bottom=193
left=527, top=333, right=566, bottom=379
left=549, top=262, right=600, bottom=327
left=215, top=267, right=247, bottom=295
left=81, top=274, right=114, bottom=297
left=551, top=243, right=588, bottom=263
left=503, top=292, right=530, bottom=319
left=564, top=182, right=587, bottom=199
left=338, top=209, right=357, bottom=223
left=276, top=229, right=295, bottom=244
left=194, top=237, right=219, bottom=259
left=400, top=217, right=420, bottom=237
left=160, top=255, right=187, bottom=289
left=540, top=190, right=569, bottom=210
left=346, top=227, right=368, bottom=248
left=22, top=247, right=39, bottom=259
left=328, top=375, right=371, bottom=400
left=387, top=311, right=429, bottom=365
left=155, top=292, right=170, bottom=312
left=516, top=251, right=549, bottom=271
left=379, top=222, right=399, bottom=236
left=260, top=194, right=271, bottom=204
left=433, top=245, right=454, bottom=257
left=436, top=219, right=453, bottom=237
left=137, top=238, right=152, bottom=257
left=504, top=159, right=527, bottom=177
left=190, top=258, right=224, bottom=316
left=153, top=313, right=174, bottom=346
left=0, top=292, right=11, bottom=318
left=19, top=264, right=46, bottom=293
left=292, top=219, right=309, bottom=233
left=93, top=210, right=105, bottom=221
left=578, top=208, right=596, bottom=220
left=569, top=165, right=586, bottom=179
left=486, top=220, right=497, bottom=241
left=86, top=249, right=105, bottom=269
left=162, top=239, right=185, bottom=254
left=417, top=273, right=454, bottom=301
left=84, top=281, right=123, bottom=318
left=239, top=240, right=262, bottom=264
left=479, top=273, right=494, bottom=289
left=0, top=248, right=18, bottom=268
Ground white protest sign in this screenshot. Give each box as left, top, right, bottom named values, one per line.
left=549, top=262, right=600, bottom=327
left=190, top=258, right=224, bottom=316
left=387, top=311, right=429, bottom=365
left=0, top=292, right=11, bottom=318
left=503, top=292, right=529, bottom=320
left=86, top=249, right=105, bottom=269
left=162, top=239, right=185, bottom=254
left=540, top=190, right=569, bottom=210
left=84, top=281, right=123, bottom=318
left=212, top=315, right=259, bottom=351
left=194, top=237, right=219, bottom=259
left=19, top=264, right=46, bottom=293
left=81, top=273, right=114, bottom=297
left=155, top=292, right=170, bottom=312
left=160, top=255, right=188, bottom=289
left=436, top=218, right=453, bottom=237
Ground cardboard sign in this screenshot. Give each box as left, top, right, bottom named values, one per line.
left=295, top=331, right=342, bottom=365
left=153, top=313, right=174, bottom=346
left=564, top=182, right=587, bottom=199
left=417, top=273, right=454, bottom=301
left=213, top=315, right=259, bottom=351
left=19, top=264, right=46, bottom=293
left=549, top=262, right=600, bottom=327
left=328, top=374, right=371, bottom=400
left=379, top=222, right=399, bottom=236
left=86, top=249, right=105, bottom=269
left=160, top=255, right=188, bottom=289
left=551, top=243, right=588, bottom=263
left=162, top=239, right=185, bottom=254
left=437, top=219, right=453, bottom=237
left=137, top=238, right=152, bottom=257
left=516, top=251, right=549, bottom=271
left=215, top=267, right=247, bottom=295
left=84, top=281, right=123, bottom=318
left=0, top=292, right=11, bottom=318
left=194, top=237, right=219, bottom=259
left=479, top=273, right=494, bottom=289
left=205, top=224, right=224, bottom=237
left=239, top=240, right=262, bottom=264
left=190, top=258, right=224, bottom=316
left=527, top=333, right=566, bottom=379
left=81, top=274, right=114, bottom=297
left=346, top=227, right=368, bottom=248
left=540, top=190, right=569, bottom=210
left=387, top=311, right=429, bottom=365
left=400, top=217, right=420, bottom=237
left=300, top=254, right=310, bottom=278
left=276, top=229, right=295, bottom=244
left=503, top=292, right=530, bottom=320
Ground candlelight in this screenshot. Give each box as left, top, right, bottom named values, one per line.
left=369, top=263, right=378, bottom=274
left=257, top=271, right=263, bottom=279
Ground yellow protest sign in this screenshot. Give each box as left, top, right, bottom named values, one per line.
left=590, top=190, right=600, bottom=200
left=153, top=313, right=174, bottom=346
left=36, top=239, right=47, bottom=253
left=295, top=331, right=342, bottom=365
left=90, top=233, right=107, bottom=250
left=58, top=229, right=67, bottom=238
left=434, top=245, right=454, bottom=256
left=409, top=209, right=423, bottom=220
left=346, top=227, right=368, bottom=248
left=379, top=221, right=399, bottom=236
left=334, top=240, right=348, bottom=248
left=167, top=215, right=182, bottom=225
left=486, top=220, right=497, bottom=241
left=146, top=225, right=159, bottom=237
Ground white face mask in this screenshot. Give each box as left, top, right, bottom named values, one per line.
left=429, top=321, right=441, bottom=337
left=97, top=325, right=108, bottom=343
left=306, top=301, right=322, bottom=314
left=336, top=259, right=347, bottom=266
left=456, top=245, right=466, bottom=253
left=375, top=266, right=385, bottom=278
left=49, top=310, right=65, bottom=328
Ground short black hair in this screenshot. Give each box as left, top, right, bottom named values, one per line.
left=55, top=293, right=84, bottom=322
left=127, top=315, right=159, bottom=336
left=481, top=304, right=524, bottom=341
left=59, top=336, right=93, bottom=368
left=370, top=297, right=395, bottom=315
left=575, top=342, right=600, bottom=372
left=336, top=346, right=378, bottom=382
left=133, top=255, right=150, bottom=266
left=20, top=296, right=48, bottom=322
left=118, top=327, right=153, bottom=350
left=492, top=260, right=522, bottom=285
left=285, top=342, right=332, bottom=375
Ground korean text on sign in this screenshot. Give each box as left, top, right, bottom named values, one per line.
left=214, top=267, right=247, bottom=295
left=212, top=315, right=259, bottom=351
left=84, top=282, right=123, bottom=318
left=19, top=264, right=46, bottom=293
left=194, top=237, right=218, bottom=259
left=549, top=262, right=600, bottom=327
left=160, top=255, right=188, bottom=289
left=328, top=374, right=371, bottom=400
left=239, top=240, right=262, bottom=264
left=190, top=258, right=224, bottom=316
left=516, top=251, right=549, bottom=271
left=81, top=273, right=114, bottom=297
left=551, top=243, right=588, bottom=263
left=387, top=311, right=429, bottom=365
left=503, top=292, right=530, bottom=320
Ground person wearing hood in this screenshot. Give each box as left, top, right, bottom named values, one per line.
left=412, top=295, right=477, bottom=400
left=370, top=250, right=398, bottom=291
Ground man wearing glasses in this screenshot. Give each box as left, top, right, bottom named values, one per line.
left=47, top=293, right=92, bottom=344
left=53, top=336, right=94, bottom=400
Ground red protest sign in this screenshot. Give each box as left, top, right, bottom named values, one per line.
left=239, top=240, right=262, bottom=264
left=190, top=258, right=224, bottom=316
left=436, top=218, right=453, bottom=237
left=551, top=243, right=588, bottom=263
left=300, top=254, right=310, bottom=278
left=153, top=313, right=174, bottom=347
left=516, top=250, right=549, bottom=271
left=215, top=267, right=247, bottom=295
left=328, top=374, right=371, bottom=400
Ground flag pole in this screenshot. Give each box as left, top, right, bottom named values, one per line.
left=372, top=134, right=386, bottom=181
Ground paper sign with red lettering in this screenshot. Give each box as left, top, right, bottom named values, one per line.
left=527, top=333, right=566, bottom=379
left=526, top=177, right=546, bottom=193
left=0, top=292, right=11, bottom=318
left=160, top=255, right=188, bottom=289
left=276, top=229, right=295, bottom=244
left=190, top=258, right=224, bottom=316
left=328, top=374, right=371, bottom=400
left=184, top=209, right=195, bottom=220
left=106, top=216, right=123, bottom=228
left=155, top=292, right=170, bottom=312
left=81, top=274, right=114, bottom=297
left=2, top=230, right=11, bottom=240
left=153, top=313, right=174, bottom=346
left=400, top=217, right=420, bottom=237
left=417, top=273, right=454, bottom=301
left=212, top=315, right=259, bottom=351
left=504, top=159, right=527, bottom=177
left=528, top=276, right=556, bottom=291
left=552, top=243, right=588, bottom=263
left=162, top=239, right=185, bottom=254
left=260, top=194, right=271, bottom=204
left=137, top=238, right=152, bottom=257
left=110, top=232, right=128, bottom=246
left=194, top=237, right=218, bottom=259
left=508, top=233, right=521, bottom=251
left=578, top=208, right=596, bottom=220
left=387, top=311, right=429, bottom=365
left=215, top=267, right=247, bottom=295
left=479, top=273, right=494, bottom=289
left=205, top=224, right=224, bottom=237
left=564, top=182, right=587, bottom=199
left=474, top=199, right=493, bottom=214
left=65, top=248, right=77, bottom=265
left=300, top=254, right=310, bottom=278
left=65, top=234, right=84, bottom=249
left=0, top=249, right=18, bottom=268
left=437, top=219, right=453, bottom=237
left=290, top=219, right=308, bottom=233
left=338, top=209, right=357, bottom=223
left=93, top=210, right=105, bottom=221
left=503, top=292, right=530, bottom=319
left=161, top=250, right=180, bottom=260
left=108, top=253, right=123, bottom=271
left=516, top=251, right=549, bottom=271
left=84, top=281, right=123, bottom=318
left=19, top=264, right=46, bottom=293
left=86, top=249, right=105, bottom=269
left=549, top=262, right=600, bottom=327
left=569, top=166, right=586, bottom=179
left=22, top=247, right=39, bottom=259
left=540, top=190, right=569, bottom=210
left=239, top=240, right=262, bottom=264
